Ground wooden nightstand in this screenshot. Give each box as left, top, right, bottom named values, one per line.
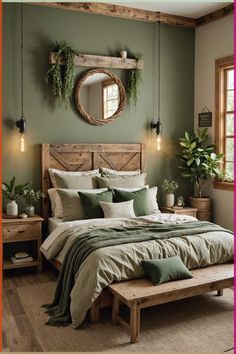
left=160, top=207, right=198, bottom=218
left=2, top=215, right=44, bottom=273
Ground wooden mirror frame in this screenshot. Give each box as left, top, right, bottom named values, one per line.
left=75, top=68, right=126, bottom=126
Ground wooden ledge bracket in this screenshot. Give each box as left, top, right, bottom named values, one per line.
left=49, top=52, right=144, bottom=70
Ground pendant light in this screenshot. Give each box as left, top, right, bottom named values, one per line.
left=16, top=4, right=27, bottom=152
left=151, top=16, right=162, bottom=151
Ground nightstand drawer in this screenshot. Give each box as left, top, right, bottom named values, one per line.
left=3, top=223, right=40, bottom=242
left=176, top=210, right=196, bottom=217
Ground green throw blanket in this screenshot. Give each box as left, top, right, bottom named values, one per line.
left=43, top=221, right=232, bottom=326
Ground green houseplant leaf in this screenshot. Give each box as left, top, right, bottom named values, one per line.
left=178, top=129, right=223, bottom=198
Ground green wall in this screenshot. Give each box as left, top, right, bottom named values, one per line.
left=3, top=3, right=195, bottom=210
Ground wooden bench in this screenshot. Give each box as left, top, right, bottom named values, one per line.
left=108, top=263, right=233, bottom=343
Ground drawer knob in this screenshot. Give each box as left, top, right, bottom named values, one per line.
left=18, top=230, right=25, bottom=234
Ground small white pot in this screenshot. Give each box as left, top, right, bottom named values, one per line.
left=120, top=50, right=127, bottom=59
left=7, top=200, right=18, bottom=216
left=164, top=194, right=175, bottom=207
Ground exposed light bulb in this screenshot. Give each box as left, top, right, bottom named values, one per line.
left=156, top=135, right=162, bottom=151
left=19, top=132, right=26, bottom=152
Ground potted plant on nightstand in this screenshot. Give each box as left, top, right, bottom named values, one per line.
left=161, top=179, right=179, bottom=207
left=178, top=128, right=223, bottom=221
left=23, top=187, right=45, bottom=217
left=2, top=177, right=29, bottom=216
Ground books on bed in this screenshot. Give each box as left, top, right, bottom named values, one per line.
left=11, top=252, right=33, bottom=264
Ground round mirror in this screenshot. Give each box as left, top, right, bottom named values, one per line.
left=75, top=69, right=126, bottom=125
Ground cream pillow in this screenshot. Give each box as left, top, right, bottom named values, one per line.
left=57, top=188, right=108, bottom=221
left=100, top=200, right=135, bottom=219
left=114, top=186, right=160, bottom=214
left=100, top=167, right=141, bottom=176
left=97, top=173, right=146, bottom=189
left=49, top=168, right=99, bottom=188
left=54, top=173, right=98, bottom=189
left=48, top=188, right=63, bottom=218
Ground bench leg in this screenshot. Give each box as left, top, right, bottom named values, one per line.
left=112, top=295, right=120, bottom=325
left=130, top=301, right=140, bottom=344
left=217, top=289, right=223, bottom=296
left=90, top=302, right=100, bottom=323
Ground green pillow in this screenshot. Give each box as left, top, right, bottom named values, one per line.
left=113, top=188, right=150, bottom=216
left=78, top=190, right=113, bottom=219
left=142, top=256, right=192, bottom=285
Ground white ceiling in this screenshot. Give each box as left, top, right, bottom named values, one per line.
left=109, top=2, right=232, bottom=19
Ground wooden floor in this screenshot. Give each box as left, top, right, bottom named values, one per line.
left=2, top=267, right=57, bottom=352
left=2, top=268, right=234, bottom=352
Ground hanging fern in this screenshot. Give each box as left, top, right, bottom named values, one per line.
left=46, top=41, right=79, bottom=108
left=127, top=52, right=143, bottom=106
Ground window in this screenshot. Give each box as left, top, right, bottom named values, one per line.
left=103, top=80, right=119, bottom=119
left=215, top=55, right=234, bottom=191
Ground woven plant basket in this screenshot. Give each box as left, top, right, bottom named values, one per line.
left=189, top=197, right=211, bottom=221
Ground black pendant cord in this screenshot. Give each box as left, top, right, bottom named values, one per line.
left=157, top=17, right=160, bottom=124
left=21, top=3, right=24, bottom=118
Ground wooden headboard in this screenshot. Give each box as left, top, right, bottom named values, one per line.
left=42, top=143, right=145, bottom=221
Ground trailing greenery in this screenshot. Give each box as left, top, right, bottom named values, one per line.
left=46, top=41, right=79, bottom=108
left=178, top=128, right=223, bottom=198
left=22, top=187, right=45, bottom=206
left=161, top=179, right=179, bottom=194
left=127, top=52, right=143, bottom=106
left=2, top=177, right=29, bottom=201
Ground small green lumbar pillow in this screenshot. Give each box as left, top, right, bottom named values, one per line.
left=142, top=255, right=193, bottom=285
left=78, top=190, right=113, bottom=219
left=113, top=188, right=150, bottom=216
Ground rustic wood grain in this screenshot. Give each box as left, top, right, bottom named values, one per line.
left=109, top=264, right=233, bottom=343
left=32, top=2, right=159, bottom=23
left=42, top=143, right=145, bottom=221
left=49, top=52, right=144, bottom=70
left=196, top=3, right=234, bottom=26
left=3, top=270, right=55, bottom=352
left=3, top=217, right=43, bottom=273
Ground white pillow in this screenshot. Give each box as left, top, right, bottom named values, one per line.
left=100, top=167, right=141, bottom=176
left=100, top=200, right=135, bottom=218
left=48, top=187, right=108, bottom=218
left=49, top=168, right=99, bottom=188
left=113, top=186, right=160, bottom=214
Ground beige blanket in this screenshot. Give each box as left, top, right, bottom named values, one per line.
left=41, top=214, right=233, bottom=328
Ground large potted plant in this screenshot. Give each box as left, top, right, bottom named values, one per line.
left=2, top=177, right=29, bottom=216
left=178, top=128, right=223, bottom=220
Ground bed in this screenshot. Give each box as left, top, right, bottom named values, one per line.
left=40, top=143, right=234, bottom=328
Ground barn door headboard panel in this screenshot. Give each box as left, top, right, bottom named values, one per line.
left=42, top=143, right=145, bottom=221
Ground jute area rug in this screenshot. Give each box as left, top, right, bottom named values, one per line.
left=17, top=282, right=233, bottom=352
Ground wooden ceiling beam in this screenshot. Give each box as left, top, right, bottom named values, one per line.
left=31, top=2, right=195, bottom=27
left=32, top=2, right=158, bottom=23
left=30, top=2, right=234, bottom=29
left=196, top=3, right=234, bottom=27
left=159, top=12, right=196, bottom=28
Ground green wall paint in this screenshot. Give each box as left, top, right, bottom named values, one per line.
left=3, top=4, right=195, bottom=211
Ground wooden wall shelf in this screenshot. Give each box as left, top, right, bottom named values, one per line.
left=49, top=52, right=144, bottom=70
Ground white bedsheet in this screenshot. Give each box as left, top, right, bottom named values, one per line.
left=48, top=217, right=65, bottom=234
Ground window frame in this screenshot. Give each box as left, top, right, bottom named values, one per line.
left=214, top=55, right=234, bottom=191
left=102, top=79, right=119, bottom=119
